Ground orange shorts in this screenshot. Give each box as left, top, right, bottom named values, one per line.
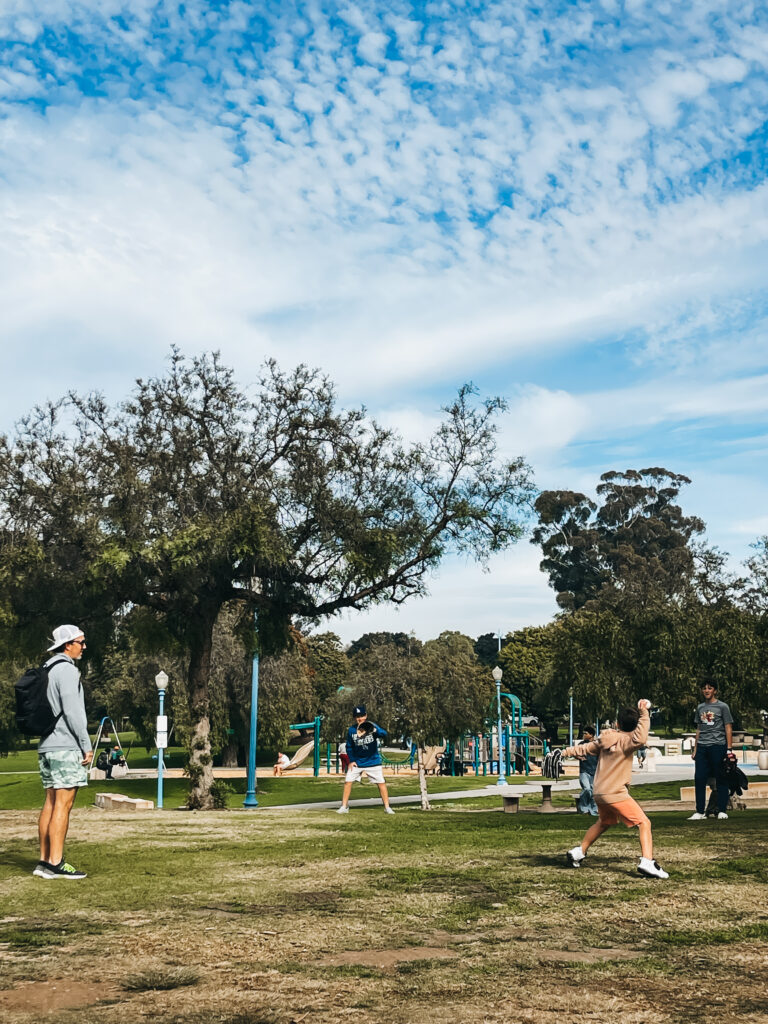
left=597, top=796, right=649, bottom=828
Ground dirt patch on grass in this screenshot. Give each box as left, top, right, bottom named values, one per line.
left=322, top=945, right=460, bottom=969
left=533, top=946, right=645, bottom=962
left=0, top=979, right=119, bottom=1013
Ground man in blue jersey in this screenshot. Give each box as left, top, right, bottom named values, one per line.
left=337, top=705, right=394, bottom=815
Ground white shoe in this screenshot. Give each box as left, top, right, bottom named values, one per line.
left=637, top=858, right=669, bottom=879
left=717, top=812, right=728, bottom=820
left=687, top=812, right=706, bottom=820
left=384, top=806, right=395, bottom=814
left=336, top=805, right=349, bottom=814
left=566, top=846, right=585, bottom=868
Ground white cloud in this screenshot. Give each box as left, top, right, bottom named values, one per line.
left=2, top=1, right=768, bottom=638
left=357, top=30, right=389, bottom=64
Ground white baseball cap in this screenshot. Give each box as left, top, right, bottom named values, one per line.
left=47, top=624, right=85, bottom=651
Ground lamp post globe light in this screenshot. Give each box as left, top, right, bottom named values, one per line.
left=155, top=671, right=169, bottom=809
left=492, top=665, right=506, bottom=786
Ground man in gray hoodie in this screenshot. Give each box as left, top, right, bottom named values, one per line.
left=35, top=624, right=93, bottom=879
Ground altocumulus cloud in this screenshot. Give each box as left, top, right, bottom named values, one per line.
left=2, top=0, right=768, bottom=637
left=2, top=2, right=768, bottom=390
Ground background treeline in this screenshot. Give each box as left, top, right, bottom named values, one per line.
left=4, top=467, right=768, bottom=763
left=1, top=354, right=767, bottom=792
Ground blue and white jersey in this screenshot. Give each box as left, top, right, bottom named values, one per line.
left=346, top=723, right=387, bottom=767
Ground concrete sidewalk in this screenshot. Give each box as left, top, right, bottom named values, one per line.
left=270, top=779, right=581, bottom=811
left=264, top=762, right=768, bottom=812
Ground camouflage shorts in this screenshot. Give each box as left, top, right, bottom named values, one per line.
left=38, top=749, right=88, bottom=790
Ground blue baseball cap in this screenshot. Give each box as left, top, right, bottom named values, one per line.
left=353, top=705, right=366, bottom=716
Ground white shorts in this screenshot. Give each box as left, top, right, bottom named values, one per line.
left=345, top=764, right=385, bottom=784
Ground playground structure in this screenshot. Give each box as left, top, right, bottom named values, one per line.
left=280, top=693, right=537, bottom=780
left=286, top=716, right=418, bottom=777
left=436, top=691, right=536, bottom=778
left=89, top=716, right=130, bottom=781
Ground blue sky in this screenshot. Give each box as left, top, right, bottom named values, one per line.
left=2, top=1, right=768, bottom=641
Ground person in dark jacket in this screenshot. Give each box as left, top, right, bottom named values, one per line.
left=336, top=705, right=394, bottom=815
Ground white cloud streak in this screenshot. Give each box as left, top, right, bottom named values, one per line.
left=1, top=1, right=768, bottom=637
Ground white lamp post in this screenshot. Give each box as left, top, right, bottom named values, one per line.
left=155, top=670, right=169, bottom=809
left=492, top=665, right=506, bottom=785
left=569, top=687, right=574, bottom=746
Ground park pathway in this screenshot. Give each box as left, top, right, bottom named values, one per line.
left=265, top=762, right=715, bottom=811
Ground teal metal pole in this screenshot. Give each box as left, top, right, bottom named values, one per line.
left=243, top=612, right=259, bottom=808
left=157, top=688, right=165, bottom=809
left=495, top=677, right=506, bottom=785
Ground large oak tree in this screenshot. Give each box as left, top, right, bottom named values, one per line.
left=0, top=351, right=533, bottom=805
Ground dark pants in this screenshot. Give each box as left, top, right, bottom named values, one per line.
left=694, top=745, right=728, bottom=813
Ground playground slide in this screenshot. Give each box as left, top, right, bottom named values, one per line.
left=281, top=740, right=315, bottom=771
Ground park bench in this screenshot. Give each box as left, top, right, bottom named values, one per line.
left=496, top=781, right=577, bottom=814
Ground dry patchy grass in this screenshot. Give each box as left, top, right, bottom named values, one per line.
left=0, top=805, right=766, bottom=1023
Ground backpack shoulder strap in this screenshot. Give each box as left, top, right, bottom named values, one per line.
left=43, top=656, right=70, bottom=670
left=43, top=657, right=81, bottom=692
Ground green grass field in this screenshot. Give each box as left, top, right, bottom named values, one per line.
left=0, top=764, right=546, bottom=811
left=0, top=794, right=766, bottom=1024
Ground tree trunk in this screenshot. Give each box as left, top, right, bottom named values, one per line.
left=220, top=740, right=239, bottom=768
left=187, top=610, right=217, bottom=809
left=417, top=744, right=431, bottom=811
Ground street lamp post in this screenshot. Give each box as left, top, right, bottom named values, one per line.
left=154, top=670, right=169, bottom=810
left=492, top=665, right=506, bottom=786
left=244, top=610, right=259, bottom=808
left=569, top=687, right=574, bottom=746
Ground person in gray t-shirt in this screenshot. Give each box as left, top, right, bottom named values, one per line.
left=35, top=625, right=93, bottom=879
left=688, top=680, right=733, bottom=821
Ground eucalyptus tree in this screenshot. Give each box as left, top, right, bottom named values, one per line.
left=532, top=469, right=709, bottom=720
left=0, top=351, right=533, bottom=807
left=533, top=468, right=705, bottom=610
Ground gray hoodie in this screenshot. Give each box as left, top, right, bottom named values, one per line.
left=37, top=654, right=91, bottom=755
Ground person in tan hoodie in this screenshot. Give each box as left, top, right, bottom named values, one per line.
left=562, top=699, right=669, bottom=879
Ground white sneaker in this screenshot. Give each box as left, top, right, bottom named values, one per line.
left=384, top=806, right=395, bottom=815
left=336, top=805, right=349, bottom=814
left=687, top=812, right=706, bottom=820
left=638, top=858, right=669, bottom=879
left=566, top=846, right=585, bottom=868
left=717, top=812, right=728, bottom=820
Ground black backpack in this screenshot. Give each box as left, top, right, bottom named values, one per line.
left=14, top=657, right=70, bottom=738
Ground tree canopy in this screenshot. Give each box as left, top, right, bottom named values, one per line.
left=533, top=468, right=705, bottom=611
left=0, top=350, right=533, bottom=804
left=531, top=468, right=767, bottom=729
